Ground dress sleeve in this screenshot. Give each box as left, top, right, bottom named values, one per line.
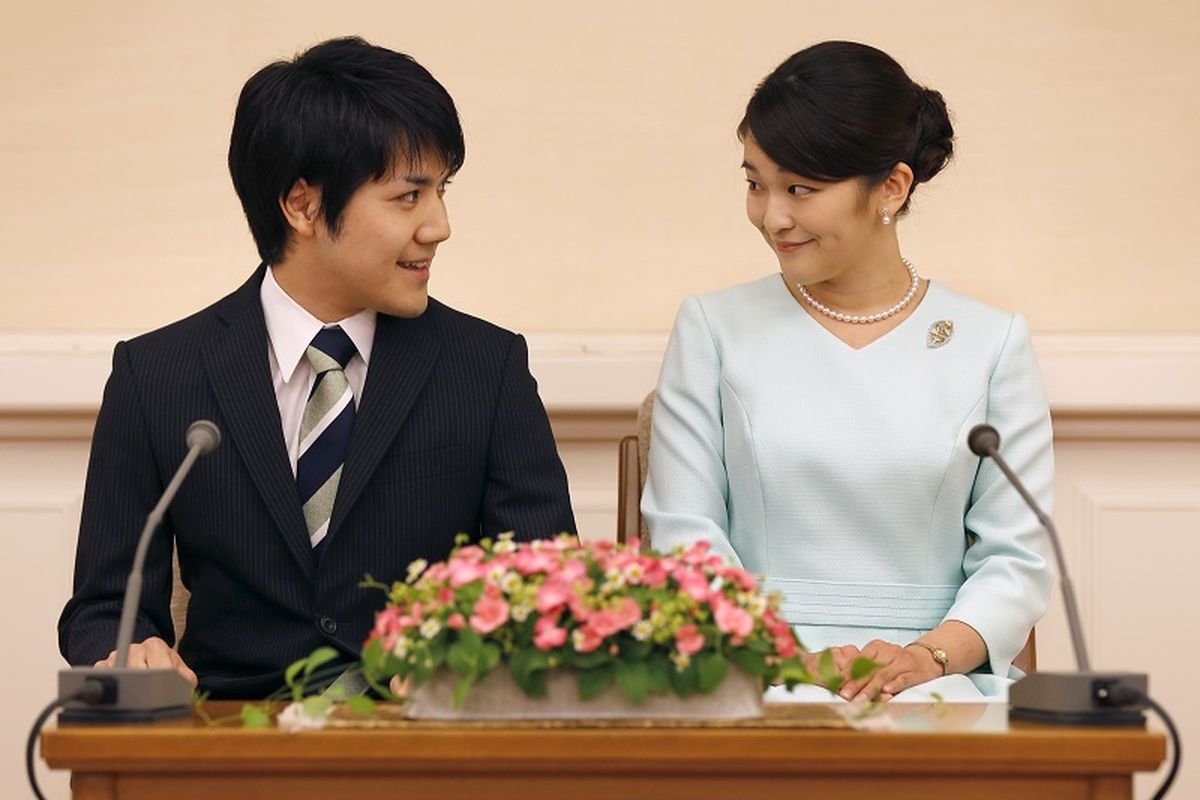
left=641, top=296, right=742, bottom=566
left=946, top=313, right=1056, bottom=676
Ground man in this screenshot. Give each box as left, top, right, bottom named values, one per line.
left=59, top=37, right=576, bottom=698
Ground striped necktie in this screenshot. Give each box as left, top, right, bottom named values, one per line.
left=297, top=326, right=357, bottom=548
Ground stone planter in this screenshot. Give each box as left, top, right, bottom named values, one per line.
left=405, top=666, right=764, bottom=720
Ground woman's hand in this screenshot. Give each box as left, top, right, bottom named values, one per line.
left=836, top=639, right=943, bottom=702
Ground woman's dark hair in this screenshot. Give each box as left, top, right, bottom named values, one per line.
left=738, top=41, right=953, bottom=214
left=228, top=36, right=465, bottom=264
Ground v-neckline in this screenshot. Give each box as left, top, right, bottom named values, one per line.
left=779, top=274, right=938, bottom=353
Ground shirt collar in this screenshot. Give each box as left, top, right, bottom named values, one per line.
left=260, top=266, right=376, bottom=384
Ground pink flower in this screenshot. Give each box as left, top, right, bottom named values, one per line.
left=675, top=623, right=705, bottom=656
left=448, top=558, right=486, bottom=588
left=572, top=624, right=603, bottom=653
left=762, top=610, right=789, bottom=637
left=532, top=616, right=567, bottom=650
left=469, top=594, right=509, bottom=634
left=513, top=548, right=559, bottom=576
left=536, top=575, right=573, bottom=615
left=722, top=567, right=759, bottom=592
left=774, top=632, right=798, bottom=659
left=713, top=599, right=754, bottom=642
left=674, top=568, right=710, bottom=602
left=641, top=559, right=668, bottom=589
left=614, top=596, right=641, bottom=629
left=447, top=613, right=466, bottom=630
left=372, top=605, right=403, bottom=639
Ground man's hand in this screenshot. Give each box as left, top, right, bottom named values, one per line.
left=93, top=636, right=198, bottom=688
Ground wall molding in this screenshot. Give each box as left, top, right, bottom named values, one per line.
left=2, top=331, right=1198, bottom=422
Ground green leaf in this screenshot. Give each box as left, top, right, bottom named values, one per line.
left=728, top=648, right=767, bottom=677
left=284, top=658, right=307, bottom=689
left=577, top=665, right=614, bottom=700
left=850, top=657, right=880, bottom=681
left=817, top=648, right=838, bottom=684
left=453, top=676, right=474, bottom=709
left=619, top=638, right=653, bottom=661
left=523, top=669, right=548, bottom=698
left=304, top=646, right=340, bottom=678
left=345, top=695, right=377, bottom=716
left=647, top=656, right=671, bottom=696
left=302, top=695, right=332, bottom=718
left=668, top=661, right=698, bottom=697
left=615, top=659, right=650, bottom=704
left=240, top=704, right=271, bottom=728
left=696, top=652, right=729, bottom=694
left=447, top=641, right=478, bottom=675
left=457, top=627, right=483, bottom=652
left=480, top=642, right=502, bottom=673
left=778, top=658, right=813, bottom=688
left=569, top=650, right=612, bottom=670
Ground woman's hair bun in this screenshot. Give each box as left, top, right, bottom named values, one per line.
left=911, top=87, right=954, bottom=185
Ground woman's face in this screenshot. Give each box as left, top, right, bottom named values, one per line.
left=742, top=135, right=882, bottom=287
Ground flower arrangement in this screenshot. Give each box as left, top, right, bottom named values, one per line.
left=359, top=533, right=861, bottom=707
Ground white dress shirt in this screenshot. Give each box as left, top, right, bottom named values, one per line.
left=260, top=267, right=376, bottom=475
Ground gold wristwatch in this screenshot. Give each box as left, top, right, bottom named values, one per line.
left=907, top=641, right=948, bottom=675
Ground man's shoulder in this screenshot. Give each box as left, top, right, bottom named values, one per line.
left=422, top=297, right=519, bottom=348
left=120, top=273, right=259, bottom=364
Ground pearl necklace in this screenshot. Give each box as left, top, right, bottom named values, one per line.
left=797, top=258, right=920, bottom=325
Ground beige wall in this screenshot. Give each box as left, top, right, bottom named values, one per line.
left=1, top=0, right=1197, bottom=334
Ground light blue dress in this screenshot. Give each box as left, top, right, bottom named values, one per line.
left=642, top=275, right=1055, bottom=695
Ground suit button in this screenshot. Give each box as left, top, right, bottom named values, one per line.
left=319, top=616, right=337, bottom=635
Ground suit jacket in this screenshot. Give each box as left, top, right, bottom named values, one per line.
left=59, top=266, right=577, bottom=697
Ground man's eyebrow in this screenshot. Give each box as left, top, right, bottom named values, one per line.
left=403, top=175, right=434, bottom=186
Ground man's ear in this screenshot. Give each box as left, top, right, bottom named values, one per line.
left=876, top=163, right=914, bottom=218
left=279, top=179, right=322, bottom=238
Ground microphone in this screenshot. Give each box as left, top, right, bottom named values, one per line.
left=968, top=423, right=1147, bottom=725
left=57, top=420, right=221, bottom=723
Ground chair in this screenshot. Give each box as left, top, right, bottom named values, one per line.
left=614, top=390, right=1036, bottom=673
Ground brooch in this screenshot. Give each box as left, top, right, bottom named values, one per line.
left=927, top=320, right=954, bottom=348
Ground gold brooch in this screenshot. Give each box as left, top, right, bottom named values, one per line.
left=927, top=320, right=954, bottom=348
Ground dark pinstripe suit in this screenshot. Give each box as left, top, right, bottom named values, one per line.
left=59, top=266, right=576, bottom=697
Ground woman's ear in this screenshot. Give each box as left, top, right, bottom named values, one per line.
left=279, top=179, right=322, bottom=238
left=876, top=163, right=914, bottom=220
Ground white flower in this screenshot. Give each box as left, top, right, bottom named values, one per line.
left=625, top=563, right=645, bottom=584
left=392, top=636, right=411, bottom=659
left=276, top=701, right=331, bottom=732
left=632, top=621, right=654, bottom=641
left=670, top=651, right=691, bottom=672
left=419, top=619, right=442, bottom=640
left=494, top=534, right=517, bottom=554
left=406, top=559, right=428, bottom=583
left=500, top=571, right=522, bottom=595
left=748, top=595, right=767, bottom=615
left=709, top=576, right=725, bottom=593
left=487, top=564, right=506, bottom=583
left=511, top=603, right=533, bottom=622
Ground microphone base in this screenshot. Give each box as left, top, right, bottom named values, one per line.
left=57, top=667, right=194, bottom=725
left=1009, top=670, right=1147, bottom=727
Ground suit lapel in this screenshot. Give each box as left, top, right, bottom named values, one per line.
left=200, top=267, right=315, bottom=579
left=327, top=308, right=441, bottom=543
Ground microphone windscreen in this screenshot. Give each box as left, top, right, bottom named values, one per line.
left=967, top=424, right=1001, bottom=456
left=186, top=420, right=222, bottom=455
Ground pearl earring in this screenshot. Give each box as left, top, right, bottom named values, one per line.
left=880, top=206, right=892, bottom=226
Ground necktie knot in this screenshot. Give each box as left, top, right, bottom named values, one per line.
left=306, top=326, right=357, bottom=373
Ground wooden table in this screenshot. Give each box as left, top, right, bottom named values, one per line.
left=41, top=701, right=1165, bottom=800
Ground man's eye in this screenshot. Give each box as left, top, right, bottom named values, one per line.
left=398, top=190, right=419, bottom=202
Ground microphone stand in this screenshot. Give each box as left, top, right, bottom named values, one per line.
left=57, top=421, right=221, bottom=723
left=967, top=424, right=1146, bottom=726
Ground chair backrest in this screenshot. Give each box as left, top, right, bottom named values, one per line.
left=614, top=389, right=1035, bottom=672
left=170, top=545, right=189, bottom=643
left=616, top=392, right=655, bottom=544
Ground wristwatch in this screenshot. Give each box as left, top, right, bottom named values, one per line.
left=907, top=641, right=949, bottom=675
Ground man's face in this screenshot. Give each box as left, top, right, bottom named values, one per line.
left=308, top=155, right=452, bottom=320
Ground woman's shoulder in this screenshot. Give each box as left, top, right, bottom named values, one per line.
left=927, top=281, right=1026, bottom=340
left=686, top=274, right=787, bottom=318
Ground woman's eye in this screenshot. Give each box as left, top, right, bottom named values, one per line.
left=788, top=185, right=813, bottom=196
left=745, top=179, right=760, bottom=190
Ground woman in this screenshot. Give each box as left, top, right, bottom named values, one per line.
left=642, top=41, right=1054, bottom=702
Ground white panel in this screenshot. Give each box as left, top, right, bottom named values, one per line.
left=0, top=496, right=81, bottom=800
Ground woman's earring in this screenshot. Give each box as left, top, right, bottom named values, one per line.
left=880, top=206, right=892, bottom=226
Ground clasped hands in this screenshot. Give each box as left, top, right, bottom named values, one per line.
left=804, top=640, right=945, bottom=703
